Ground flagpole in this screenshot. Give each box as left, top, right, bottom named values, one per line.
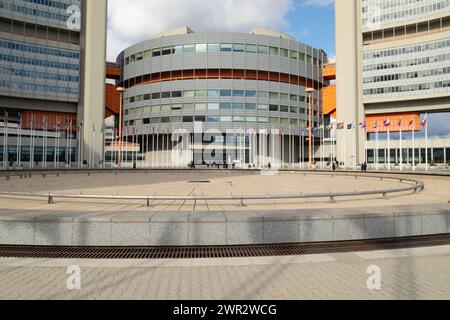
left=387, top=123, right=391, bottom=172
left=425, top=113, right=429, bottom=172
left=412, top=123, right=415, bottom=172
left=399, top=120, right=403, bottom=172
left=376, top=124, right=379, bottom=171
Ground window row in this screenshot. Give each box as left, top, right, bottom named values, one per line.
left=363, top=79, right=450, bottom=96
left=125, top=43, right=321, bottom=66
left=0, top=1, right=71, bottom=23
left=363, top=38, right=450, bottom=60
left=124, top=103, right=317, bottom=115
left=0, top=79, right=79, bottom=95
left=363, top=52, right=450, bottom=72
left=361, top=0, right=449, bottom=27
left=125, top=116, right=309, bottom=127
left=0, top=39, right=80, bottom=59
left=21, top=0, right=77, bottom=10
left=363, top=66, right=450, bottom=84
left=0, top=66, right=79, bottom=83
left=0, top=53, right=80, bottom=71
left=127, top=90, right=307, bottom=103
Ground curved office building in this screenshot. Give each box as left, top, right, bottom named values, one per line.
left=117, top=27, right=327, bottom=167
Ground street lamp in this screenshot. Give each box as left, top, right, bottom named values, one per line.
left=306, top=88, right=315, bottom=169
left=116, top=87, right=126, bottom=169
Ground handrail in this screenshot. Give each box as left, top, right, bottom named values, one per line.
left=0, top=172, right=425, bottom=206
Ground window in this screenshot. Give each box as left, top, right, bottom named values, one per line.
left=246, top=44, right=257, bottom=53
left=151, top=105, right=160, bottom=113
left=220, top=116, right=232, bottom=122
left=258, top=91, right=268, bottom=98
left=161, top=117, right=171, bottom=123
left=269, top=92, right=279, bottom=99
left=172, top=91, right=182, bottom=98
left=299, top=53, right=305, bottom=61
left=280, top=105, right=289, bottom=112
left=143, top=106, right=151, bottom=113
left=195, top=44, right=207, bottom=53
left=183, top=45, right=194, bottom=53
left=171, top=104, right=182, bottom=111
left=246, top=116, right=257, bottom=123
left=174, top=46, right=183, bottom=54
left=290, top=94, right=298, bottom=101
left=233, top=90, right=245, bottom=97
left=161, top=92, right=171, bottom=99
left=233, top=103, right=244, bottom=110
left=280, top=93, right=289, bottom=100
left=161, top=104, right=171, bottom=112
left=220, top=90, right=232, bottom=97
left=290, top=50, right=298, bottom=60
left=281, top=118, right=290, bottom=125
left=150, top=117, right=160, bottom=124
left=220, top=102, right=232, bottom=110
left=208, top=44, right=220, bottom=53
left=246, top=90, right=257, bottom=97
left=220, top=44, right=233, bottom=52
left=183, top=103, right=194, bottom=110
left=162, top=47, right=172, bottom=55
left=269, top=47, right=279, bottom=56
left=208, top=90, right=220, bottom=97
left=143, top=50, right=152, bottom=59
left=290, top=119, right=298, bottom=125
left=195, top=103, right=207, bottom=111
left=136, top=52, right=143, bottom=61
left=183, top=116, right=193, bottom=123
left=280, top=48, right=289, bottom=57
left=258, top=104, right=269, bottom=111
left=270, top=117, right=280, bottom=124
left=208, top=116, right=219, bottom=122
left=152, top=92, right=161, bottom=100
left=183, top=90, right=194, bottom=98
left=245, top=103, right=256, bottom=110
left=233, top=43, right=245, bottom=52
left=171, top=116, right=182, bottom=123
left=258, top=117, right=269, bottom=123
left=143, top=94, right=151, bottom=100
left=269, top=104, right=279, bottom=112
left=290, top=107, right=298, bottom=114
left=152, top=49, right=161, bottom=57
left=208, top=103, right=220, bottom=110
left=195, top=90, right=207, bottom=97
left=233, top=116, right=244, bottom=122
left=258, top=46, right=269, bottom=54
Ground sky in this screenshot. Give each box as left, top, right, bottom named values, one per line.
left=107, top=0, right=335, bottom=61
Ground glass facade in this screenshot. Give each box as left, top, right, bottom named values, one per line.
left=363, top=38, right=450, bottom=99
left=362, top=0, right=450, bottom=28
left=0, top=0, right=82, bottom=102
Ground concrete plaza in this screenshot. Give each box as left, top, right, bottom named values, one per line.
left=0, top=245, right=449, bottom=300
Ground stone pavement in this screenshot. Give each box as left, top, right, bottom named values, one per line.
left=0, top=245, right=449, bottom=300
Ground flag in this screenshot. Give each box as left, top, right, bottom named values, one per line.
left=373, top=121, right=378, bottom=129
left=421, top=115, right=428, bottom=128
left=347, top=123, right=355, bottom=130
left=359, top=121, right=366, bottom=129
left=397, top=118, right=402, bottom=127
left=383, top=119, right=391, bottom=127
left=409, top=120, right=415, bottom=128
left=337, top=122, right=345, bottom=130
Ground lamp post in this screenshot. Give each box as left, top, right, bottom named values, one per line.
left=116, top=87, right=125, bottom=169
left=306, top=88, right=315, bottom=169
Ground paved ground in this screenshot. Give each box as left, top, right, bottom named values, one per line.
left=0, top=171, right=449, bottom=213
left=0, top=245, right=449, bottom=300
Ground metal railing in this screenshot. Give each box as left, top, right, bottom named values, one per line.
left=0, top=171, right=425, bottom=206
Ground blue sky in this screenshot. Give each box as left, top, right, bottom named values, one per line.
left=284, top=0, right=335, bottom=59
left=108, top=0, right=336, bottom=60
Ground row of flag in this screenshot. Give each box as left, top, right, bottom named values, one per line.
left=357, top=116, right=428, bottom=130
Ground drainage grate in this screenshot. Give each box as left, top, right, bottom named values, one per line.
left=0, top=234, right=449, bottom=260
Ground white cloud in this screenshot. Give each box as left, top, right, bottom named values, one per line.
left=107, top=0, right=294, bottom=61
